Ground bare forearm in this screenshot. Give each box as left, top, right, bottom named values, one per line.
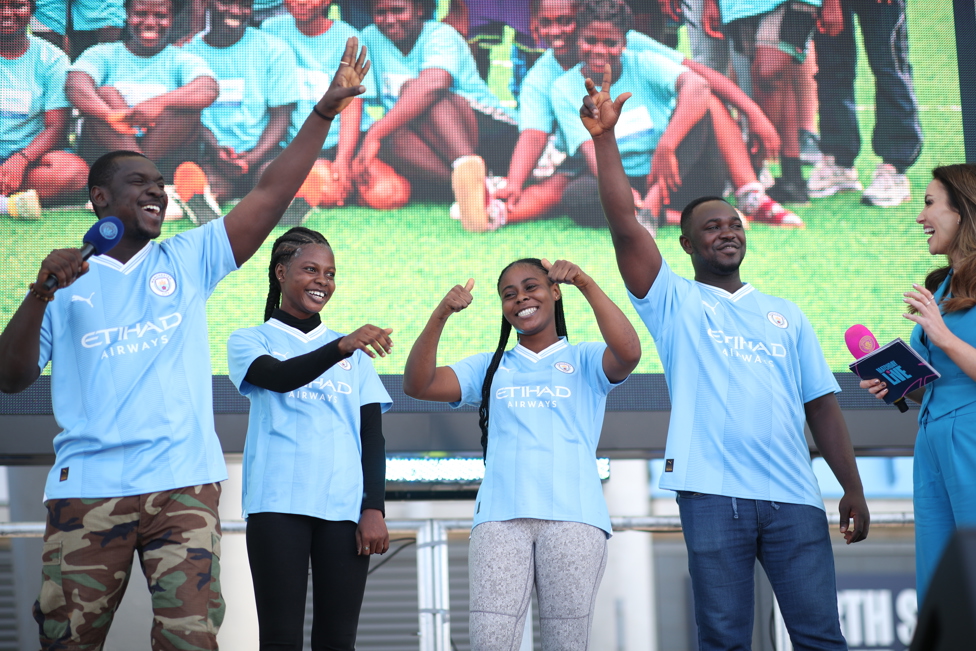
left=66, top=72, right=116, bottom=120
left=0, top=298, right=45, bottom=393
left=247, top=105, right=293, bottom=163
left=402, top=311, right=450, bottom=398
left=685, top=61, right=765, bottom=125
left=336, top=99, right=362, bottom=164
left=154, top=76, right=219, bottom=110
left=657, top=75, right=709, bottom=152
left=806, top=394, right=863, bottom=495
left=20, top=111, right=69, bottom=163
left=506, top=130, right=549, bottom=190
left=578, top=279, right=641, bottom=377
left=368, top=73, right=450, bottom=141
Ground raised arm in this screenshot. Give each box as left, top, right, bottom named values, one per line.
left=544, top=259, right=641, bottom=383
left=223, top=37, right=369, bottom=266
left=805, top=392, right=870, bottom=544
left=402, top=280, right=474, bottom=402
left=580, top=65, right=662, bottom=298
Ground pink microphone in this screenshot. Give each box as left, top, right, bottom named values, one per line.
left=844, top=324, right=909, bottom=412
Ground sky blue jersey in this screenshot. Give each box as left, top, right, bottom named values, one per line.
left=629, top=260, right=840, bottom=509
left=228, top=320, right=392, bottom=521
left=38, top=218, right=238, bottom=499
left=451, top=338, right=620, bottom=536
left=0, top=36, right=70, bottom=161
left=718, top=0, right=821, bottom=24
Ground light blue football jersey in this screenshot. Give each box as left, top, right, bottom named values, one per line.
left=450, top=338, right=619, bottom=535
left=630, top=260, right=839, bottom=509
left=183, top=28, right=301, bottom=153
left=34, top=0, right=124, bottom=35
left=228, top=320, right=393, bottom=522
left=70, top=42, right=214, bottom=108
left=261, top=17, right=375, bottom=150
left=0, top=36, right=70, bottom=160
left=361, top=20, right=515, bottom=121
left=37, top=218, right=238, bottom=499
left=552, top=49, right=686, bottom=177
left=718, top=0, right=820, bottom=24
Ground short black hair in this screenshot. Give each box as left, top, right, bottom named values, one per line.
left=123, top=0, right=185, bottom=15
left=679, top=195, right=730, bottom=236
left=576, top=0, right=632, bottom=34
left=368, top=0, right=435, bottom=19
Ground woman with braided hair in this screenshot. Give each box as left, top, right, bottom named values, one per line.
left=403, top=257, right=641, bottom=651
left=226, top=225, right=394, bottom=650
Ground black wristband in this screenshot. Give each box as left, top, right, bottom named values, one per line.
left=312, top=105, right=335, bottom=121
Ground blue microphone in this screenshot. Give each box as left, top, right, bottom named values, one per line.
left=42, top=216, right=124, bottom=291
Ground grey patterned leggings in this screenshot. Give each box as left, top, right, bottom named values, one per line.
left=468, top=519, right=609, bottom=651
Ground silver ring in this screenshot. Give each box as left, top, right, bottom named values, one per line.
left=924, top=300, right=931, bottom=306
left=364, top=546, right=369, bottom=551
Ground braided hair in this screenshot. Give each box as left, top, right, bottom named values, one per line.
left=263, top=226, right=330, bottom=321
left=478, top=258, right=568, bottom=460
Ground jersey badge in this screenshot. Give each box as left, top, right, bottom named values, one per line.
left=554, top=362, right=575, bottom=374
left=767, top=312, right=788, bottom=329
left=150, top=272, right=176, bottom=297
left=338, top=359, right=352, bottom=370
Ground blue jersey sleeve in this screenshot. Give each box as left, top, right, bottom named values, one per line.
left=625, top=31, right=685, bottom=64
left=160, top=216, right=238, bottom=295
left=793, top=306, right=841, bottom=402
left=38, top=295, right=53, bottom=372
left=517, top=55, right=558, bottom=133
left=417, top=22, right=467, bottom=80
left=449, top=352, right=493, bottom=408
left=575, top=341, right=618, bottom=396
left=227, top=327, right=268, bottom=395
left=69, top=43, right=113, bottom=85
left=628, top=259, right=689, bottom=341
left=355, top=351, right=393, bottom=412
left=172, top=48, right=215, bottom=86
left=42, top=45, right=71, bottom=112
left=259, top=32, right=302, bottom=108
left=551, top=65, right=591, bottom=156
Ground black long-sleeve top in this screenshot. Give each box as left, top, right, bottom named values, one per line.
left=243, top=309, right=386, bottom=515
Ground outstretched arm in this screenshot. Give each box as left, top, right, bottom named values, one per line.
left=579, top=65, right=662, bottom=298
left=805, top=392, right=870, bottom=544
left=402, top=280, right=474, bottom=402
left=544, top=259, right=641, bottom=383
left=223, top=37, right=370, bottom=266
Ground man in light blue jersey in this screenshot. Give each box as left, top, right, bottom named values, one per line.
left=182, top=0, right=300, bottom=203
left=580, top=66, right=869, bottom=650
left=354, top=0, right=519, bottom=231
left=0, top=38, right=370, bottom=650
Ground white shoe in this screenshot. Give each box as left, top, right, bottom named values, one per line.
left=449, top=170, right=507, bottom=231
left=163, top=186, right=185, bottom=221
left=8, top=189, right=42, bottom=220
left=861, top=163, right=910, bottom=207
left=808, top=156, right=863, bottom=199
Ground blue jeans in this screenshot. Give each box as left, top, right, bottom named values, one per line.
left=677, top=492, right=847, bottom=651
left=813, top=0, right=922, bottom=172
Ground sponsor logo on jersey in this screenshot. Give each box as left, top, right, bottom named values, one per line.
left=767, top=312, right=788, bottom=328
left=288, top=377, right=353, bottom=403
left=496, top=385, right=570, bottom=409
left=338, top=359, right=352, bottom=371
left=150, top=272, right=176, bottom=297
left=81, top=312, right=183, bottom=359
left=71, top=292, right=95, bottom=308
left=554, top=362, right=575, bottom=374
left=707, top=328, right=787, bottom=366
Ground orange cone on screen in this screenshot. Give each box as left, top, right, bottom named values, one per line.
left=357, top=160, right=410, bottom=210
left=173, top=162, right=207, bottom=203
left=297, top=160, right=326, bottom=207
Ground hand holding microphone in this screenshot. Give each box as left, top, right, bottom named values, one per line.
left=35, top=217, right=124, bottom=295
left=845, top=324, right=911, bottom=413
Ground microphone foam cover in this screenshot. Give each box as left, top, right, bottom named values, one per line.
left=82, top=216, right=124, bottom=256
left=845, top=324, right=879, bottom=359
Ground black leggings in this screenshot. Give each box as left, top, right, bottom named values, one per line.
left=246, top=513, right=370, bottom=651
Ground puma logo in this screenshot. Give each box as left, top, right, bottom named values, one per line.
left=71, top=293, right=95, bottom=308
left=702, top=299, right=719, bottom=315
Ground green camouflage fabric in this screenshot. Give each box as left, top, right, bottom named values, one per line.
left=34, top=483, right=225, bottom=650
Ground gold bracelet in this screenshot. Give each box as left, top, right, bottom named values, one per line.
left=28, top=283, right=54, bottom=302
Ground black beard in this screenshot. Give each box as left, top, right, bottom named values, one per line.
left=692, top=247, right=744, bottom=276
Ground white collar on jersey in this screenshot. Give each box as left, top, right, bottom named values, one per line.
left=88, top=241, right=152, bottom=275
left=697, top=281, right=755, bottom=302
left=267, top=318, right=331, bottom=342
left=513, top=336, right=568, bottom=362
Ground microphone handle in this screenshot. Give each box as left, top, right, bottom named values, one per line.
left=41, top=242, right=98, bottom=292
left=894, top=398, right=909, bottom=413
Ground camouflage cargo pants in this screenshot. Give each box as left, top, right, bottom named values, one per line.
left=33, top=483, right=225, bottom=650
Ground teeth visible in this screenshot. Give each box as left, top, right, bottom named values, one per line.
left=923, top=228, right=935, bottom=234
left=225, top=18, right=241, bottom=26
left=307, top=290, right=325, bottom=298
left=144, top=205, right=160, bottom=214
left=517, top=307, right=537, bottom=318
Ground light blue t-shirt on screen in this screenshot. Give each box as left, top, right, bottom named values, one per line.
left=718, top=0, right=821, bottom=24
left=183, top=28, right=301, bottom=153
left=450, top=338, right=619, bottom=536
left=228, top=320, right=393, bottom=522
left=35, top=0, right=124, bottom=35
left=551, top=49, right=687, bottom=177
left=629, top=259, right=839, bottom=509
left=361, top=20, right=515, bottom=121
left=0, top=36, right=70, bottom=160
left=38, top=218, right=239, bottom=500
left=261, top=17, right=374, bottom=150
left=70, top=42, right=214, bottom=108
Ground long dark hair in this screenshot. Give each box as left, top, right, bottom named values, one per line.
left=264, top=227, right=330, bottom=321
left=921, top=165, right=976, bottom=314
left=478, top=259, right=568, bottom=461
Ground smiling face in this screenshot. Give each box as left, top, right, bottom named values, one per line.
left=283, top=0, right=329, bottom=25
left=680, top=199, right=747, bottom=277
left=372, top=0, right=425, bottom=49
left=91, top=155, right=167, bottom=243
left=276, top=244, right=336, bottom=319
left=208, top=0, right=251, bottom=43
left=919, top=179, right=961, bottom=257
left=498, top=263, right=561, bottom=338
left=532, top=0, right=576, bottom=60
left=0, top=0, right=31, bottom=40
left=577, top=20, right=625, bottom=80
left=126, top=0, right=173, bottom=56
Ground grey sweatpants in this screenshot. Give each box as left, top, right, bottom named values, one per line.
left=468, top=519, right=608, bottom=651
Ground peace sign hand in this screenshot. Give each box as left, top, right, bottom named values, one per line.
left=579, top=64, right=632, bottom=138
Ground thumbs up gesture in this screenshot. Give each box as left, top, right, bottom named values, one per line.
left=438, top=278, right=475, bottom=316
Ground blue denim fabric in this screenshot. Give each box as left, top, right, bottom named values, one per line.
left=813, top=0, right=922, bottom=172
left=677, top=492, right=848, bottom=651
